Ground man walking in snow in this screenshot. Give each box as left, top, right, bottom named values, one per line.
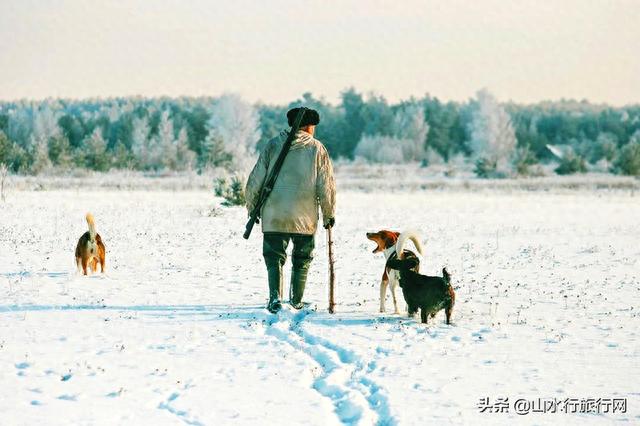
left=245, top=107, right=336, bottom=314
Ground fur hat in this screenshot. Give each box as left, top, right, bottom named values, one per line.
left=287, top=107, right=320, bottom=127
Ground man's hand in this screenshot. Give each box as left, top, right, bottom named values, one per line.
left=323, top=218, right=335, bottom=229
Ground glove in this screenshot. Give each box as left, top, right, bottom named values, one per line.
left=323, top=218, right=335, bottom=229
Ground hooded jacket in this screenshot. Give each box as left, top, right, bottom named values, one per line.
left=245, top=131, right=336, bottom=235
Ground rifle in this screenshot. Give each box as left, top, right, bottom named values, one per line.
left=243, top=107, right=307, bottom=240
left=327, top=226, right=336, bottom=313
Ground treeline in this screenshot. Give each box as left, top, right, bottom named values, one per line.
left=1, top=89, right=639, bottom=177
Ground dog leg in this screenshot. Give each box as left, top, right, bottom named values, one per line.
left=81, top=257, right=89, bottom=275
left=90, top=258, right=98, bottom=273
left=420, top=309, right=428, bottom=324
left=445, top=306, right=453, bottom=324
left=408, top=303, right=418, bottom=318
left=390, top=280, right=400, bottom=314
left=100, top=258, right=105, bottom=273
left=379, top=279, right=389, bottom=313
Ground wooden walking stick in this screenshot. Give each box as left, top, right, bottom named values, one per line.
left=327, top=227, right=336, bottom=313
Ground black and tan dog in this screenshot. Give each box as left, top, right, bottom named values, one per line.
left=386, top=234, right=455, bottom=324
left=75, top=213, right=106, bottom=275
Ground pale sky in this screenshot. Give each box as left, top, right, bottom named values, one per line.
left=0, top=0, right=638, bottom=105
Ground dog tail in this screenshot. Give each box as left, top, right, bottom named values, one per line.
left=86, top=213, right=97, bottom=240
left=442, top=267, right=451, bottom=284
left=396, top=230, right=424, bottom=259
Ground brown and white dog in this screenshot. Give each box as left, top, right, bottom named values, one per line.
left=75, top=213, right=106, bottom=275
left=366, top=230, right=423, bottom=313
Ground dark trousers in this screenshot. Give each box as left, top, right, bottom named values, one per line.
left=263, top=233, right=314, bottom=302
left=263, top=233, right=315, bottom=269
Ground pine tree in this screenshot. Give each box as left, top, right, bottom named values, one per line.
left=82, top=128, right=109, bottom=171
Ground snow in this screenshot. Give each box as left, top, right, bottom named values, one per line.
left=1, top=188, right=639, bottom=425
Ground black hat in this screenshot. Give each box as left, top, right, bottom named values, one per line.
left=287, top=107, right=320, bottom=127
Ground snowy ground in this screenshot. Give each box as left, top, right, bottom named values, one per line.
left=1, top=188, right=639, bottom=425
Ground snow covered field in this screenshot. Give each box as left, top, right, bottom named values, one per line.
left=1, top=188, right=639, bottom=425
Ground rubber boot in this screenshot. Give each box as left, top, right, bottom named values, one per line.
left=267, top=265, right=283, bottom=314
left=289, top=266, right=309, bottom=310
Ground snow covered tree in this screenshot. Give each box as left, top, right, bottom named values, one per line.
left=32, top=103, right=62, bottom=143
left=131, top=116, right=152, bottom=169
left=81, top=128, right=109, bottom=171
left=0, top=131, right=12, bottom=165
left=48, top=134, right=72, bottom=169
left=175, top=127, right=196, bottom=171
left=29, top=135, right=52, bottom=174
left=154, top=110, right=177, bottom=170
left=354, top=135, right=405, bottom=164
left=614, top=130, right=640, bottom=176
left=392, top=102, right=429, bottom=161
left=467, top=89, right=517, bottom=175
left=205, top=94, right=261, bottom=175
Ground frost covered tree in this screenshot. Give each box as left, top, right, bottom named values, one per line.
left=354, top=135, right=405, bottom=164
left=32, top=103, right=62, bottom=142
left=29, top=135, right=52, bottom=174
left=154, top=110, right=177, bottom=170
left=467, top=89, right=517, bottom=174
left=81, top=128, right=109, bottom=171
left=48, top=134, right=72, bottom=169
left=204, top=94, right=261, bottom=175
left=392, top=102, right=429, bottom=161
left=354, top=102, right=428, bottom=164
left=131, top=116, right=152, bottom=169
left=614, top=130, right=640, bottom=176
left=175, top=127, right=196, bottom=171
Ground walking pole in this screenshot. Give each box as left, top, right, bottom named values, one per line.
left=327, top=227, right=336, bottom=314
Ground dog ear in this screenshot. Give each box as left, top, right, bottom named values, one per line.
left=383, top=232, right=399, bottom=248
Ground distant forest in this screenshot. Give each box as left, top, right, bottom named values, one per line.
left=1, top=88, right=639, bottom=177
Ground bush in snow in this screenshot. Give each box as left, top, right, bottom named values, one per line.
left=513, top=145, right=539, bottom=177
left=214, top=175, right=246, bottom=206
left=555, top=148, right=587, bottom=175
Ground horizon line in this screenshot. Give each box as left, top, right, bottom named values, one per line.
left=0, top=90, right=638, bottom=109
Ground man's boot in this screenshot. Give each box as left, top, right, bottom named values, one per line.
left=290, top=265, right=309, bottom=310
left=267, top=265, right=283, bottom=314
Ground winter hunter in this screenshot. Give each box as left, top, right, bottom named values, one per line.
left=245, top=107, right=336, bottom=314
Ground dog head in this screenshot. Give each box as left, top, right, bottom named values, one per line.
left=385, top=252, right=420, bottom=271
left=366, top=230, right=400, bottom=254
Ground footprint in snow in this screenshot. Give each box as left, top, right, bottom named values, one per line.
left=57, top=394, right=77, bottom=401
